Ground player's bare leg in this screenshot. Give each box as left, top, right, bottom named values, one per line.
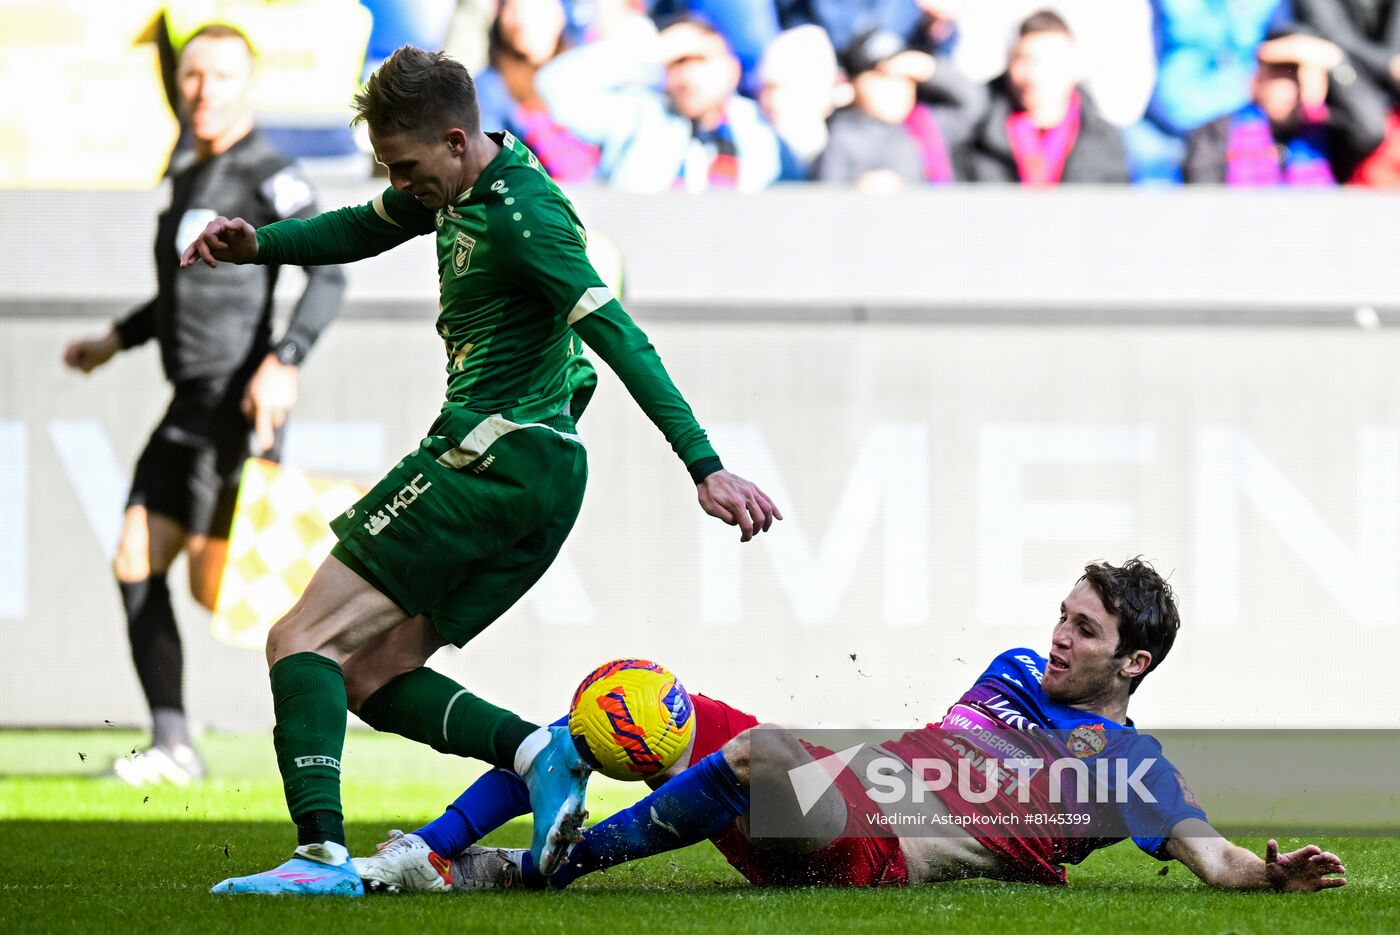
left=112, top=507, right=204, bottom=785
left=729, top=726, right=848, bottom=856
left=264, top=555, right=410, bottom=667
left=184, top=534, right=228, bottom=612
left=342, top=614, right=445, bottom=714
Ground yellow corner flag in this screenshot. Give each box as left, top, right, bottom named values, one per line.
left=212, top=458, right=364, bottom=649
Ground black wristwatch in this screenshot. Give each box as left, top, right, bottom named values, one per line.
left=274, top=340, right=302, bottom=366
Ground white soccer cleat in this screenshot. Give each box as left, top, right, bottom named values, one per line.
left=351, top=831, right=453, bottom=894
left=111, top=744, right=205, bottom=787
left=451, top=847, right=526, bottom=891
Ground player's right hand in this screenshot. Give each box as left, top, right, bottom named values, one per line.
left=1264, top=839, right=1347, bottom=892
left=179, top=216, right=259, bottom=269
left=62, top=332, right=121, bottom=373
left=698, top=470, right=783, bottom=543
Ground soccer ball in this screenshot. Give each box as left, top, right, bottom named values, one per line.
left=568, top=659, right=695, bottom=782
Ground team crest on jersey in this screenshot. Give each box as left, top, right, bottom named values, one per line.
left=1174, top=772, right=1200, bottom=808
left=1067, top=723, right=1107, bottom=759
left=453, top=232, right=475, bottom=276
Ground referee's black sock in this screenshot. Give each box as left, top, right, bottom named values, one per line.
left=120, top=574, right=187, bottom=746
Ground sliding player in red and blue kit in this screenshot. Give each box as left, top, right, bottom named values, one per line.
left=355, top=560, right=1347, bottom=895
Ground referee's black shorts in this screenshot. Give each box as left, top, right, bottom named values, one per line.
left=127, top=382, right=285, bottom=539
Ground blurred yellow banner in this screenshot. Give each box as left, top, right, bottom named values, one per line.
left=0, top=2, right=176, bottom=189
left=212, top=458, right=363, bottom=649
left=164, top=0, right=372, bottom=116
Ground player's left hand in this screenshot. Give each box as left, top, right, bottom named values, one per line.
left=1264, top=839, right=1347, bottom=892
left=698, top=470, right=782, bottom=543
left=243, top=353, right=299, bottom=454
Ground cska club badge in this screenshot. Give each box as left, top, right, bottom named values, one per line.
left=1067, top=723, right=1107, bottom=759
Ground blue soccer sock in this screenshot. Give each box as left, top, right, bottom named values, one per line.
left=416, top=768, right=531, bottom=858
left=543, top=749, right=749, bottom=889
left=414, top=715, right=567, bottom=858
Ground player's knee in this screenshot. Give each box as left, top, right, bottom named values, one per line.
left=744, top=724, right=809, bottom=785
left=721, top=731, right=752, bottom=785
left=113, top=533, right=154, bottom=583
left=725, top=723, right=792, bottom=786
left=264, top=621, right=283, bottom=668
left=265, top=612, right=308, bottom=667
left=112, top=550, right=147, bottom=584
left=265, top=607, right=362, bottom=669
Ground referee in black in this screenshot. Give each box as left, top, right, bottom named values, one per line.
left=63, top=23, right=346, bottom=784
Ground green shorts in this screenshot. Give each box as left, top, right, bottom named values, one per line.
left=330, top=406, right=587, bottom=647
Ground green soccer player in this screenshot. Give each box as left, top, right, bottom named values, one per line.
left=181, top=45, right=781, bottom=898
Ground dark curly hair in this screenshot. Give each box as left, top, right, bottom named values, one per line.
left=1079, top=558, right=1180, bottom=694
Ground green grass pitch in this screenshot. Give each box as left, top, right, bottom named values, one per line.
left=1, top=731, right=1396, bottom=934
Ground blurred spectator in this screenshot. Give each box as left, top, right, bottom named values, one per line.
left=907, top=0, right=960, bottom=56
left=1293, top=0, right=1400, bottom=184
left=431, top=1, right=648, bottom=81
left=939, top=1, right=1155, bottom=129
left=776, top=0, right=923, bottom=55
left=960, top=10, right=1129, bottom=184
left=813, top=28, right=986, bottom=189
left=564, top=0, right=652, bottom=44
left=1351, top=106, right=1400, bottom=181
left=536, top=14, right=782, bottom=191
left=648, top=0, right=781, bottom=90
left=1293, top=0, right=1400, bottom=94
left=1183, top=32, right=1388, bottom=183
left=475, top=0, right=602, bottom=182
left=1127, top=0, right=1292, bottom=182
left=756, top=25, right=843, bottom=179
left=359, top=0, right=457, bottom=70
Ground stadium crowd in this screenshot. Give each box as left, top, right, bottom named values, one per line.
left=335, top=0, right=1400, bottom=190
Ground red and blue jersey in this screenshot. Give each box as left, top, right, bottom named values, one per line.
left=881, top=648, right=1208, bottom=883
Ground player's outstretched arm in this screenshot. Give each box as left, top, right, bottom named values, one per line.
left=179, top=216, right=259, bottom=268
left=698, top=470, right=783, bottom=543
left=1165, top=819, right=1346, bottom=891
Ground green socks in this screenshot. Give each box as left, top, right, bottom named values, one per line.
left=358, top=667, right=538, bottom=770
left=269, top=652, right=348, bottom=847
left=269, top=654, right=537, bottom=849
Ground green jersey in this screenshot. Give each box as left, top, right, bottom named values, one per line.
left=252, top=131, right=719, bottom=477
